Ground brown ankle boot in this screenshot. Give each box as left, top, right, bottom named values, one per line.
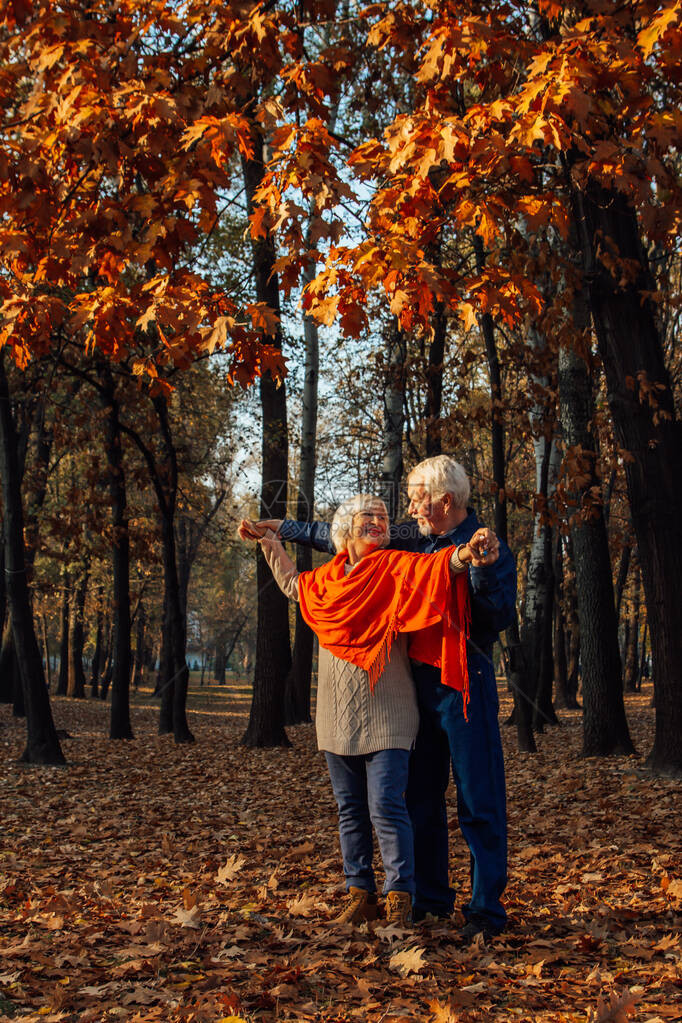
left=336, top=886, right=379, bottom=924
left=385, top=890, right=413, bottom=927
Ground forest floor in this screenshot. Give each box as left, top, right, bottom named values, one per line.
left=1, top=684, right=681, bottom=1023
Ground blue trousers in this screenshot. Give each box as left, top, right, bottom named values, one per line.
left=325, top=749, right=415, bottom=895
left=406, top=657, right=507, bottom=930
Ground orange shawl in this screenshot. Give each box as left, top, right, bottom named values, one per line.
left=298, top=547, right=471, bottom=717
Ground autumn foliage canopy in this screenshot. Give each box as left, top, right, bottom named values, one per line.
left=1, top=1, right=681, bottom=365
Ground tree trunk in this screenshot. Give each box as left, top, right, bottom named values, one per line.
left=285, top=256, right=319, bottom=726
left=552, top=538, right=570, bottom=709
left=241, top=117, right=291, bottom=748
left=0, top=351, right=64, bottom=764
left=101, top=371, right=133, bottom=740
left=0, top=616, right=24, bottom=717
left=67, top=561, right=88, bottom=699
left=155, top=588, right=168, bottom=696
left=533, top=516, right=558, bottom=731
left=558, top=333, right=635, bottom=755
left=0, top=543, right=10, bottom=706
left=157, top=595, right=174, bottom=730
left=131, top=603, right=146, bottom=691
left=520, top=425, right=558, bottom=735
left=379, top=322, right=405, bottom=521
left=56, top=569, right=70, bottom=696
left=624, top=565, right=641, bottom=693
left=573, top=182, right=682, bottom=774
left=554, top=538, right=580, bottom=709
left=90, top=586, right=104, bottom=698
left=638, top=621, right=649, bottom=691
left=519, top=310, right=562, bottom=736
left=99, top=625, right=113, bottom=701
left=164, top=514, right=194, bottom=744
left=424, top=297, right=447, bottom=457
left=41, top=614, right=51, bottom=690
left=146, top=397, right=194, bottom=745
left=474, top=234, right=532, bottom=750
left=614, top=544, right=631, bottom=621
left=0, top=611, right=15, bottom=705
left=214, top=646, right=226, bottom=684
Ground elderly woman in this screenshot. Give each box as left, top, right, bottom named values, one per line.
left=242, top=495, right=415, bottom=926
left=240, top=494, right=474, bottom=928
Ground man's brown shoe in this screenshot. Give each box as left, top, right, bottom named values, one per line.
left=336, top=886, right=379, bottom=925
left=385, top=890, right=413, bottom=927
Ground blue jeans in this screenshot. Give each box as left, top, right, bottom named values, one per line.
left=325, top=749, right=415, bottom=895
left=407, top=656, right=507, bottom=931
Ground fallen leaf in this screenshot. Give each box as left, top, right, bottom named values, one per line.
left=217, top=854, right=246, bottom=883
left=172, top=904, right=202, bottom=929
left=287, top=893, right=317, bottom=917
left=587, top=987, right=639, bottom=1023
left=389, top=945, right=427, bottom=977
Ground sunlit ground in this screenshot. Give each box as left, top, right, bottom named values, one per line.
left=1, top=679, right=680, bottom=1023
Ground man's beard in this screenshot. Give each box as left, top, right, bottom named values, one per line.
left=417, top=519, right=433, bottom=537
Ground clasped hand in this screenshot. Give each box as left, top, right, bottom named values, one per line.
left=460, top=528, right=500, bottom=567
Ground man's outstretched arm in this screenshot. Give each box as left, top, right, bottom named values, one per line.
left=238, top=517, right=334, bottom=554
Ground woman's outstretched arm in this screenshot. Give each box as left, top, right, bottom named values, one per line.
left=258, top=529, right=300, bottom=602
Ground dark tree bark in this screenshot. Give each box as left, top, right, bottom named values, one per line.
left=424, top=297, right=447, bottom=457
left=11, top=633, right=25, bottom=717
left=639, top=622, right=649, bottom=690
left=90, top=586, right=104, bottom=698
left=131, top=602, right=146, bottom=691
left=240, top=117, right=291, bottom=748
left=563, top=536, right=582, bottom=706
left=227, top=625, right=245, bottom=667
left=379, top=321, right=405, bottom=521
left=19, top=395, right=53, bottom=718
left=123, top=398, right=204, bottom=743
left=0, top=612, right=15, bottom=705
left=533, top=518, right=558, bottom=732
left=100, top=368, right=133, bottom=739
left=41, top=614, right=51, bottom=691
left=573, top=181, right=682, bottom=773
left=67, top=561, right=88, bottom=699
left=520, top=432, right=559, bottom=735
left=614, top=544, right=631, bottom=622
left=558, top=333, right=635, bottom=755
left=175, top=493, right=225, bottom=696
left=284, top=255, right=318, bottom=726
left=474, top=234, right=533, bottom=751
left=99, top=625, right=113, bottom=701
left=159, top=502, right=194, bottom=743
left=552, top=538, right=571, bottom=709
left=214, top=646, right=226, bottom=684
left=552, top=597, right=569, bottom=707
left=56, top=569, right=70, bottom=696
left=624, top=565, right=642, bottom=693
left=0, top=351, right=64, bottom=764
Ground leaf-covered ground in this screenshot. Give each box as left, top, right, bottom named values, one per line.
left=1, top=686, right=680, bottom=1023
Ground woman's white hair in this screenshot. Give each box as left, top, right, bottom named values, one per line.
left=330, top=494, right=389, bottom=553
left=407, top=455, right=470, bottom=509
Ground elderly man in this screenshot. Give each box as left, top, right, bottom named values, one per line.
left=244, top=455, right=516, bottom=939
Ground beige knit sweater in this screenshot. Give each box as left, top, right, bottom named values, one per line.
left=259, top=534, right=419, bottom=756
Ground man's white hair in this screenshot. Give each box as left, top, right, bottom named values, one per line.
left=330, top=494, right=389, bottom=553
left=407, top=455, right=470, bottom=508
